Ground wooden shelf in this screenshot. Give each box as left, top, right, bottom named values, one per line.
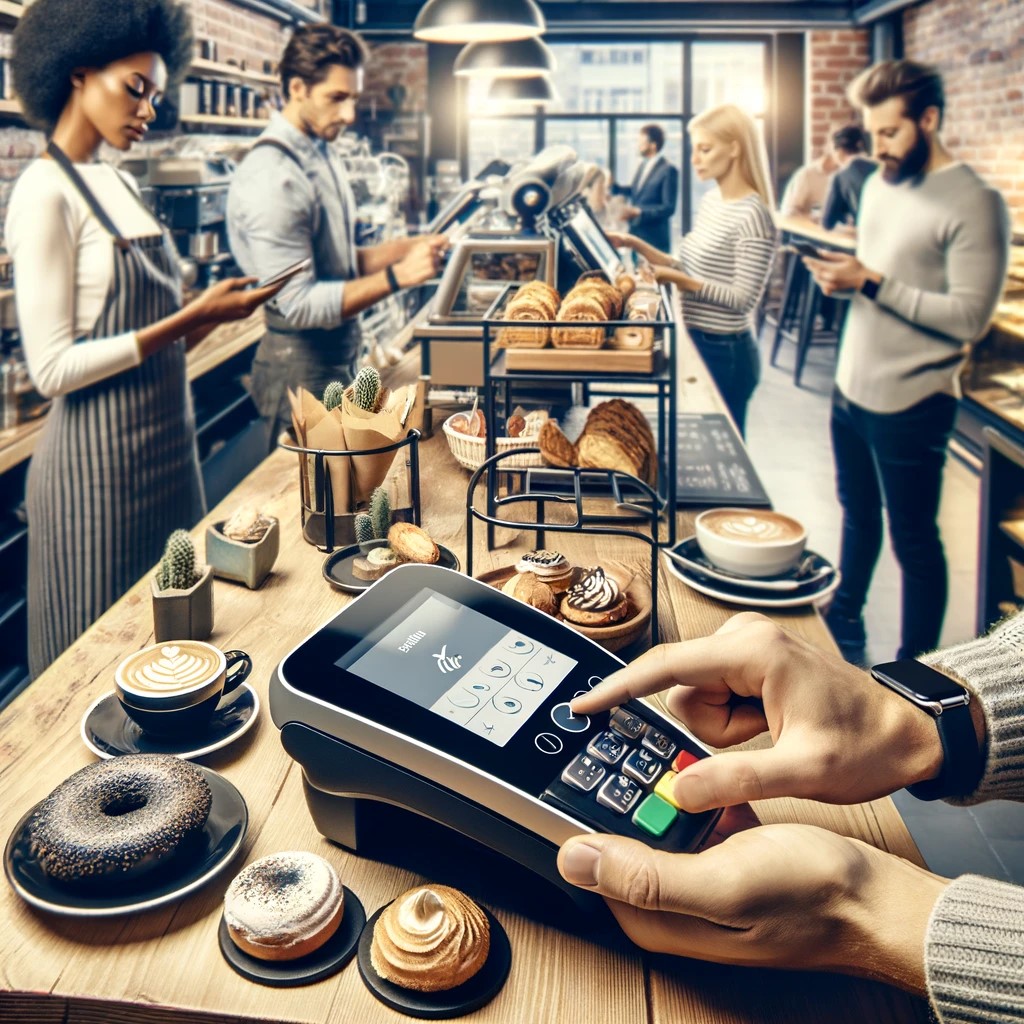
left=189, top=57, right=279, bottom=88
left=0, top=310, right=266, bottom=475
left=0, top=1, right=23, bottom=25
left=179, top=113, right=266, bottom=131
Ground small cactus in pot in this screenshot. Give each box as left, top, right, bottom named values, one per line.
left=352, top=366, right=382, bottom=412
left=323, top=380, right=346, bottom=412
left=152, top=529, right=213, bottom=641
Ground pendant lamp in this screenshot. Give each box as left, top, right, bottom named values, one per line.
left=454, top=37, right=556, bottom=78
left=413, top=0, right=545, bottom=44
left=487, top=75, right=558, bottom=106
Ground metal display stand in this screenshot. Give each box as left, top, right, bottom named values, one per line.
left=480, top=284, right=678, bottom=551
left=278, top=429, right=422, bottom=552
left=465, top=448, right=662, bottom=647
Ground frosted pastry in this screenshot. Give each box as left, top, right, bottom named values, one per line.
left=560, top=566, right=630, bottom=626
left=514, top=550, right=574, bottom=591
left=224, top=850, right=345, bottom=962
left=370, top=885, right=490, bottom=992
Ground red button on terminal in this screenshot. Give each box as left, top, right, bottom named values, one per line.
left=672, top=749, right=699, bottom=772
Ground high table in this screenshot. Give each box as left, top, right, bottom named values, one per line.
left=0, top=338, right=930, bottom=1023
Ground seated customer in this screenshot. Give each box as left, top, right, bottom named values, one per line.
left=821, top=123, right=877, bottom=231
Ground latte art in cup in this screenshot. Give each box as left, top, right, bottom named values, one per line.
left=699, top=510, right=804, bottom=545
left=119, top=644, right=223, bottom=694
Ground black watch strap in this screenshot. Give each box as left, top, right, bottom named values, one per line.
left=385, top=265, right=401, bottom=294
left=872, top=659, right=979, bottom=801
left=860, top=276, right=880, bottom=300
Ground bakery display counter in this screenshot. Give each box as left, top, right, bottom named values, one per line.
left=0, top=345, right=929, bottom=1024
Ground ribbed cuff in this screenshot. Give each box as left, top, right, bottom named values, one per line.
left=922, top=613, right=1024, bottom=805
left=926, top=874, right=1024, bottom=1023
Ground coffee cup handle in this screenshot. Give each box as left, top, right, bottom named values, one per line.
left=222, top=650, right=253, bottom=698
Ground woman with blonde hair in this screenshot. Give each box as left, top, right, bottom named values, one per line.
left=610, top=103, right=777, bottom=436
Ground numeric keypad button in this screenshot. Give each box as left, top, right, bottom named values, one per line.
left=586, top=730, right=628, bottom=765
left=596, top=774, right=642, bottom=815
left=609, top=707, right=645, bottom=740
left=561, top=753, right=606, bottom=793
left=642, top=727, right=677, bottom=760
left=622, top=746, right=662, bottom=786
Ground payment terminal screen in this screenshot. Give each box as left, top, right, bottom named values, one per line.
left=340, top=589, right=576, bottom=747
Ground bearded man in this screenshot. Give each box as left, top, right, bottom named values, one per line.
left=803, top=60, right=1010, bottom=664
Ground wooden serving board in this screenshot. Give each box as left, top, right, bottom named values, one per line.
left=505, top=345, right=662, bottom=374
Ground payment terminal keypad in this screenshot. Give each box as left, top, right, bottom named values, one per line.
left=542, top=699, right=715, bottom=852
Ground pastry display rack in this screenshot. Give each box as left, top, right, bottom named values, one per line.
left=278, top=429, right=422, bottom=553
left=465, top=448, right=662, bottom=646
left=480, top=282, right=678, bottom=549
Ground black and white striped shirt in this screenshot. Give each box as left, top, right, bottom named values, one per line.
left=674, top=190, right=777, bottom=335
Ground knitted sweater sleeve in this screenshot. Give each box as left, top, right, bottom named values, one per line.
left=918, top=613, right=1024, bottom=1022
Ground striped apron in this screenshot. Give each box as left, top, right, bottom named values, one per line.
left=27, top=142, right=205, bottom=678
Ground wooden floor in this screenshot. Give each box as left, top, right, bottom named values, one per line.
left=759, top=330, right=1024, bottom=886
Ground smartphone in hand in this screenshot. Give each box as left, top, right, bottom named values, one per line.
left=254, top=257, right=312, bottom=289
left=783, top=240, right=823, bottom=259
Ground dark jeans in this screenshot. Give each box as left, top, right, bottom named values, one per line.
left=688, top=327, right=760, bottom=438
left=830, top=387, right=958, bottom=660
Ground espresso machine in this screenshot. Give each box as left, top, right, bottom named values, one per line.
left=127, top=155, right=238, bottom=292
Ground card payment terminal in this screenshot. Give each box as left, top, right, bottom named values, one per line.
left=270, top=565, right=721, bottom=909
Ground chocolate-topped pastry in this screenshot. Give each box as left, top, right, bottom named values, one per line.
left=370, top=885, right=490, bottom=993
left=560, top=566, right=630, bottom=627
left=514, top=549, right=574, bottom=590
left=25, top=754, right=212, bottom=887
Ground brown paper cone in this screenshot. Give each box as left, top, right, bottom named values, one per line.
left=305, top=407, right=351, bottom=515
left=341, top=384, right=416, bottom=505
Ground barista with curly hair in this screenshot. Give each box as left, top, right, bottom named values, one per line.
left=7, top=0, right=283, bottom=677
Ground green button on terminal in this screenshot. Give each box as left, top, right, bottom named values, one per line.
left=631, top=793, right=678, bottom=837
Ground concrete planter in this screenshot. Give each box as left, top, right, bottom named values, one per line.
left=151, top=565, right=214, bottom=642
left=206, top=517, right=280, bottom=589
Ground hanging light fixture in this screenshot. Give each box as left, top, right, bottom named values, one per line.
left=413, top=0, right=545, bottom=44
left=454, top=37, right=556, bottom=79
left=486, top=75, right=559, bottom=106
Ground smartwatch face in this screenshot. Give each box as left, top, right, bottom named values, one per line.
left=871, top=659, right=966, bottom=704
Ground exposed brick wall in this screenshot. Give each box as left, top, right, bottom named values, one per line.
left=904, top=0, right=1024, bottom=233
left=361, top=41, right=428, bottom=115
left=806, top=29, right=871, bottom=158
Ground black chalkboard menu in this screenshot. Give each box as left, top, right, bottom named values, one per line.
left=675, top=413, right=771, bottom=507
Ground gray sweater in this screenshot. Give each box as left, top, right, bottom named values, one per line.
left=920, top=614, right=1024, bottom=1021
left=836, top=161, right=1010, bottom=414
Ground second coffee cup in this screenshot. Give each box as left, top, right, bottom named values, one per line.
left=115, top=641, right=253, bottom=737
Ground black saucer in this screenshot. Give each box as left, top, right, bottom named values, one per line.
left=218, top=886, right=366, bottom=987
left=4, top=766, right=248, bottom=917
left=80, top=685, right=259, bottom=760
left=356, top=902, right=511, bottom=1019
left=323, top=541, right=460, bottom=594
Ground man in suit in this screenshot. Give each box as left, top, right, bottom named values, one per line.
left=618, top=124, right=679, bottom=253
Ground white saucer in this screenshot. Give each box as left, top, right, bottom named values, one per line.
left=80, top=683, right=260, bottom=761
left=663, top=551, right=842, bottom=609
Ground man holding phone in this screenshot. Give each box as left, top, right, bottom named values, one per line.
left=803, top=60, right=1010, bottom=664
left=227, top=24, right=447, bottom=450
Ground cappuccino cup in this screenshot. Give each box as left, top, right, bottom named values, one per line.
left=115, top=641, right=252, bottom=737
left=695, top=508, right=807, bottom=578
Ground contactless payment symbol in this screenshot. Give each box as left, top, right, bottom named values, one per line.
left=432, top=644, right=463, bottom=674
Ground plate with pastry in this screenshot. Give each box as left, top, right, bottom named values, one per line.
left=323, top=526, right=460, bottom=594
left=218, top=850, right=366, bottom=986
left=4, top=755, right=248, bottom=917
left=477, top=559, right=652, bottom=653
left=357, top=884, right=511, bottom=1019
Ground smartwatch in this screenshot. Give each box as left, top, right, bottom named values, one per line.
left=870, top=659, right=979, bottom=800
left=860, top=275, right=881, bottom=300
left=385, top=265, right=401, bottom=294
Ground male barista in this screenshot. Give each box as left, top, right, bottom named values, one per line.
left=228, top=24, right=446, bottom=449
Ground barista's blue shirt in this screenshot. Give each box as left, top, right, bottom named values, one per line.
left=227, top=112, right=359, bottom=335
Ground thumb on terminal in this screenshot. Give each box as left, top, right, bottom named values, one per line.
left=673, top=748, right=798, bottom=812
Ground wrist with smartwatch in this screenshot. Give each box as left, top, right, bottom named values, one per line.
left=860, top=273, right=882, bottom=300
left=385, top=265, right=401, bottom=294
left=871, top=659, right=982, bottom=800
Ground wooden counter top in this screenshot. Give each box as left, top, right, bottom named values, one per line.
left=775, top=214, right=857, bottom=252
left=0, top=339, right=929, bottom=1023
left=0, top=310, right=266, bottom=477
